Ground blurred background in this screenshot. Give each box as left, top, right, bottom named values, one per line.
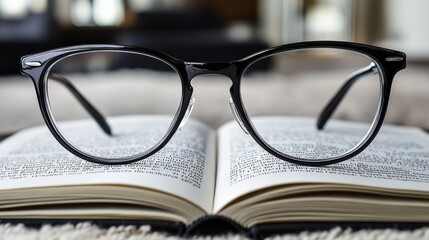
left=0, top=0, right=428, bottom=133
left=1, top=0, right=428, bottom=74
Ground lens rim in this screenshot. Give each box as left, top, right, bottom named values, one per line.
left=239, top=47, right=383, bottom=162
left=22, top=45, right=193, bottom=164
left=45, top=50, right=185, bottom=160
left=230, top=42, right=405, bottom=166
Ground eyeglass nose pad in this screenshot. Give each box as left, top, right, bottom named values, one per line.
left=177, top=97, right=195, bottom=133
left=228, top=98, right=249, bottom=134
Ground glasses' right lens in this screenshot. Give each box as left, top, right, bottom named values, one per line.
left=240, top=48, right=382, bottom=162
left=46, top=51, right=182, bottom=159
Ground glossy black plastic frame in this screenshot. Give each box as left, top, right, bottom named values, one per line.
left=21, top=41, right=406, bottom=166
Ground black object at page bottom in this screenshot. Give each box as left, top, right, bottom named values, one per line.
left=184, top=215, right=249, bottom=238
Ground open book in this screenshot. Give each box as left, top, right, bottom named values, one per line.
left=0, top=116, right=429, bottom=231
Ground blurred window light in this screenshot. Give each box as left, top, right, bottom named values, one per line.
left=0, top=0, right=29, bottom=19
left=30, top=0, right=48, bottom=14
left=305, top=3, right=345, bottom=39
left=71, top=0, right=92, bottom=26
left=93, top=0, right=124, bottom=26
left=70, top=0, right=125, bottom=26
left=0, top=0, right=47, bottom=19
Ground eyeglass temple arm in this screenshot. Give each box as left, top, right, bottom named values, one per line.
left=48, top=73, right=112, bottom=136
left=316, top=62, right=378, bottom=130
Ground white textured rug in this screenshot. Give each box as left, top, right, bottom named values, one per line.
left=0, top=223, right=429, bottom=240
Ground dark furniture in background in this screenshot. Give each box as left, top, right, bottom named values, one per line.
left=0, top=1, right=268, bottom=75
left=0, top=10, right=57, bottom=75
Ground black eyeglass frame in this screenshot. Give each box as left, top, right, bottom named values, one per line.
left=21, top=41, right=406, bottom=166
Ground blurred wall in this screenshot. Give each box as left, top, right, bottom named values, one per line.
left=384, top=0, right=429, bottom=60
left=258, top=0, right=429, bottom=60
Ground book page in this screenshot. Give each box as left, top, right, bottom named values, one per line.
left=0, top=116, right=215, bottom=214
left=214, top=117, right=429, bottom=212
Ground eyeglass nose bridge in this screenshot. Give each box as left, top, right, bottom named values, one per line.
left=185, top=62, right=237, bottom=81
left=184, top=62, right=251, bottom=134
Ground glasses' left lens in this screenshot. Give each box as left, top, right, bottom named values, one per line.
left=46, top=51, right=182, bottom=159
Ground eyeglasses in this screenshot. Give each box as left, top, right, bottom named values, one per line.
left=20, top=41, right=406, bottom=166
